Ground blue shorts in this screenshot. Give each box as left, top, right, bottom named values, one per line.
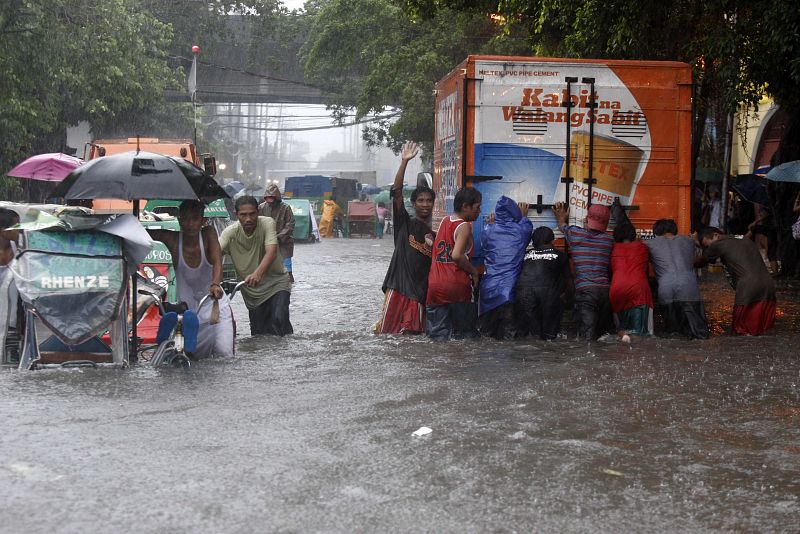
left=283, top=257, right=292, bottom=273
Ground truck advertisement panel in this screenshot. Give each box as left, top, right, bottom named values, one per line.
left=433, top=56, right=693, bottom=260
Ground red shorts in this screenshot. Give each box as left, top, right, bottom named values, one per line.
left=732, top=300, right=776, bottom=336
left=376, top=289, right=425, bottom=334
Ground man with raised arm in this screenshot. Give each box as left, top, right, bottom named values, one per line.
left=375, top=141, right=436, bottom=334
left=220, top=196, right=293, bottom=336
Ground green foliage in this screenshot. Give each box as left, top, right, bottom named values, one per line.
left=0, top=0, right=179, bottom=175
left=246, top=0, right=306, bottom=78
left=399, top=0, right=800, bottom=167
left=404, top=0, right=800, bottom=117
left=0, top=176, right=22, bottom=202
left=300, top=0, right=529, bottom=154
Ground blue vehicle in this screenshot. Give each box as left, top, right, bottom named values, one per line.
left=284, top=175, right=359, bottom=216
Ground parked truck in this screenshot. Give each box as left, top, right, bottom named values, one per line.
left=85, top=137, right=215, bottom=171
left=433, top=55, right=693, bottom=261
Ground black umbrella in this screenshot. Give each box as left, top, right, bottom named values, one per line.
left=53, top=151, right=228, bottom=201
left=730, top=174, right=769, bottom=207
left=223, top=180, right=246, bottom=197
left=52, top=151, right=229, bottom=361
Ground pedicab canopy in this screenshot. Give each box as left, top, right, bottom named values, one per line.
left=145, top=198, right=230, bottom=218
left=3, top=203, right=154, bottom=345
left=374, top=187, right=415, bottom=215
left=347, top=200, right=376, bottom=219
left=283, top=199, right=312, bottom=241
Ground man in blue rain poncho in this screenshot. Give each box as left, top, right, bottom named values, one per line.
left=477, top=196, right=532, bottom=339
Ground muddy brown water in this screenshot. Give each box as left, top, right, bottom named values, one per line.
left=1, top=238, right=798, bottom=532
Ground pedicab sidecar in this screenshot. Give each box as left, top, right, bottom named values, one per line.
left=14, top=229, right=130, bottom=369
left=284, top=199, right=317, bottom=243
left=347, top=200, right=376, bottom=238
left=0, top=203, right=156, bottom=370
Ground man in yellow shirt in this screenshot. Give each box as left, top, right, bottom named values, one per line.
left=219, top=196, right=293, bottom=336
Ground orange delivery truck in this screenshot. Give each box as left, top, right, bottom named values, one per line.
left=85, top=137, right=207, bottom=166
left=433, top=55, right=694, bottom=261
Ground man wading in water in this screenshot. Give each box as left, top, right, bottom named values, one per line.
left=426, top=186, right=483, bottom=340
left=700, top=226, right=776, bottom=335
left=220, top=196, right=293, bottom=336
left=375, top=141, right=435, bottom=334
left=259, top=184, right=296, bottom=283
left=554, top=201, right=615, bottom=340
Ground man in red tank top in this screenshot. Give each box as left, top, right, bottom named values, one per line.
left=426, top=187, right=483, bottom=340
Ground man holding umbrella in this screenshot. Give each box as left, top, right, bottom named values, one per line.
left=219, top=196, right=293, bottom=336
left=53, top=149, right=236, bottom=358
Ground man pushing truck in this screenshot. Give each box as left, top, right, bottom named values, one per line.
left=432, top=55, right=693, bottom=340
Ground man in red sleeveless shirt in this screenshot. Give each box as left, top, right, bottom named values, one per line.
left=426, top=187, right=483, bottom=340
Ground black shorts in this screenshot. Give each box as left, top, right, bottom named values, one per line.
left=661, top=300, right=709, bottom=339
left=514, top=285, right=563, bottom=340
left=478, top=302, right=516, bottom=340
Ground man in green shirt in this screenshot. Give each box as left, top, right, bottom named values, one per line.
left=219, top=196, right=293, bottom=336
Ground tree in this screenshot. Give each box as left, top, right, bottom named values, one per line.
left=0, top=0, right=180, bottom=175
left=401, top=0, right=800, bottom=164
left=298, top=0, right=528, bottom=155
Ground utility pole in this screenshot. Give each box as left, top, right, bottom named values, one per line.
left=721, top=112, right=734, bottom=232
left=189, top=45, right=200, bottom=146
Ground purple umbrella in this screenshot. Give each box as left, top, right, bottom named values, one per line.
left=6, top=152, right=83, bottom=182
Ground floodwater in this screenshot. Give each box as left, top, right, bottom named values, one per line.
left=1, top=238, right=799, bottom=533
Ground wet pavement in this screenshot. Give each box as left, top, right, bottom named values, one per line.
left=1, top=237, right=799, bottom=532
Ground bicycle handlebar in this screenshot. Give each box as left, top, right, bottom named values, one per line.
left=196, top=280, right=247, bottom=312
left=139, top=279, right=246, bottom=317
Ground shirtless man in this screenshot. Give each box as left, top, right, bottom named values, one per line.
left=147, top=200, right=235, bottom=358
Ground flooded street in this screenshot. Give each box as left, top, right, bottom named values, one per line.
left=1, top=238, right=799, bottom=532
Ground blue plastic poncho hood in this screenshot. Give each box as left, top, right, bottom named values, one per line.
left=478, top=196, right=533, bottom=315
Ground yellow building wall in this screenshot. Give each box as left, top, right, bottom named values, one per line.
left=731, top=96, right=777, bottom=175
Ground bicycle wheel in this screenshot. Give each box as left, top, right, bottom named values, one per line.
left=171, top=353, right=191, bottom=369
left=150, top=340, right=176, bottom=368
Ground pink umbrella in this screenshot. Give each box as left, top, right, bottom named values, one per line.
left=6, top=152, right=83, bottom=182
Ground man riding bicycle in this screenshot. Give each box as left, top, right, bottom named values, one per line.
left=146, top=200, right=235, bottom=358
